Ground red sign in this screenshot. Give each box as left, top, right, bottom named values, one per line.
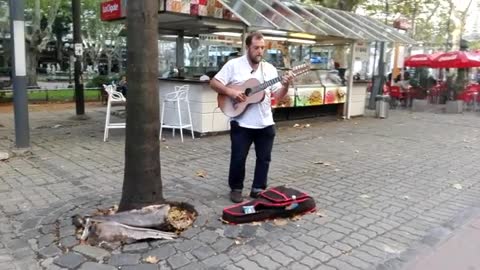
left=101, top=0, right=122, bottom=21
left=393, top=18, right=411, bottom=30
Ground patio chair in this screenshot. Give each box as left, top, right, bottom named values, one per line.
left=103, top=84, right=126, bottom=142
left=160, top=84, right=194, bottom=142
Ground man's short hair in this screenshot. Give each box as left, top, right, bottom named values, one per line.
left=245, top=31, right=264, bottom=47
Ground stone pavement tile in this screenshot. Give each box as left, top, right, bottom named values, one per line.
left=78, top=262, right=116, bottom=270
left=54, top=252, right=87, bottom=269
left=235, top=258, right=263, bottom=270
left=108, top=253, right=141, bottom=266
left=121, top=264, right=160, bottom=270
left=250, top=253, right=282, bottom=270
left=73, top=245, right=110, bottom=261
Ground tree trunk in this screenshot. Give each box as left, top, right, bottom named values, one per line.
left=107, top=55, right=112, bottom=76
left=118, top=56, right=124, bottom=75
left=56, top=34, right=63, bottom=65
left=26, top=45, right=38, bottom=87
left=118, top=0, right=163, bottom=212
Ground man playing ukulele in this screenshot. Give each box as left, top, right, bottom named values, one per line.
left=210, top=31, right=294, bottom=203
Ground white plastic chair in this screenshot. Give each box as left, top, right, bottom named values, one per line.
left=103, top=84, right=126, bottom=142
left=160, top=85, right=194, bottom=142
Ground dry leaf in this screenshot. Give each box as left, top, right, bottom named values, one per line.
left=250, top=221, right=263, bottom=226
left=290, top=215, right=302, bottom=221
left=453, top=183, right=463, bottom=190
left=273, top=219, right=288, bottom=226
left=144, top=256, right=159, bottom=264
left=196, top=170, right=207, bottom=178
left=293, top=123, right=300, bottom=128
left=219, top=218, right=230, bottom=224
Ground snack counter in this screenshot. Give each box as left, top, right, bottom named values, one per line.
left=273, top=69, right=347, bottom=108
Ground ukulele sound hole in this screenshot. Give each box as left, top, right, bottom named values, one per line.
left=244, top=88, right=252, bottom=96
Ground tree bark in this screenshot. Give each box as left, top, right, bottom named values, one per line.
left=107, top=55, right=112, bottom=76
left=26, top=45, right=38, bottom=87
left=56, top=34, right=63, bottom=64
left=118, top=0, right=163, bottom=212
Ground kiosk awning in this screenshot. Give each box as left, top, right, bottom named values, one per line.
left=218, top=0, right=416, bottom=44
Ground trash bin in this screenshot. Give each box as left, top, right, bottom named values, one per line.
left=375, top=95, right=390, bottom=119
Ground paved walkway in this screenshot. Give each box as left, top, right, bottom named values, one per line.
left=1, top=103, right=480, bottom=270
left=404, top=212, right=480, bottom=270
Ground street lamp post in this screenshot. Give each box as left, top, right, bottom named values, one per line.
left=72, top=0, right=85, bottom=116
left=9, top=0, right=30, bottom=148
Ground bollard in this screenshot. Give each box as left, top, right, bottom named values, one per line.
left=474, top=92, right=478, bottom=112
left=375, top=95, right=390, bottom=119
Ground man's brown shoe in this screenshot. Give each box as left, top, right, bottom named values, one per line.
left=230, top=190, right=243, bottom=203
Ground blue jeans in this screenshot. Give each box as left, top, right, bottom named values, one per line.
left=228, top=121, right=276, bottom=191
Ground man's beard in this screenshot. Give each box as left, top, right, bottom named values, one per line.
left=249, top=54, right=262, bottom=64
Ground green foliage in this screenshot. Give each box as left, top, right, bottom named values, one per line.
left=361, top=0, right=453, bottom=47
left=303, top=0, right=366, bottom=11
left=86, top=74, right=120, bottom=88
left=0, top=89, right=100, bottom=103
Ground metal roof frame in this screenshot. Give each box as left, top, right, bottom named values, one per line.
left=218, top=0, right=416, bottom=44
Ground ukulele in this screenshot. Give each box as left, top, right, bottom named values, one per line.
left=217, top=64, right=311, bottom=118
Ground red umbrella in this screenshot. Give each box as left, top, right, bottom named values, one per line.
left=405, top=54, right=434, bottom=67
left=431, top=51, right=480, bottom=68
left=404, top=52, right=443, bottom=67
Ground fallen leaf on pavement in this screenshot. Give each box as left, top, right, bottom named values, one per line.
left=290, top=215, right=302, bottom=221
left=273, top=219, right=288, bottom=226
left=144, top=256, right=159, bottom=264
left=453, top=183, right=463, bottom=190
left=196, top=170, right=207, bottom=178
left=250, top=221, right=263, bottom=226
left=293, top=123, right=300, bottom=128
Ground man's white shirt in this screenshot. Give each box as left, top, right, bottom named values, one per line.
left=214, top=55, right=282, bottom=129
